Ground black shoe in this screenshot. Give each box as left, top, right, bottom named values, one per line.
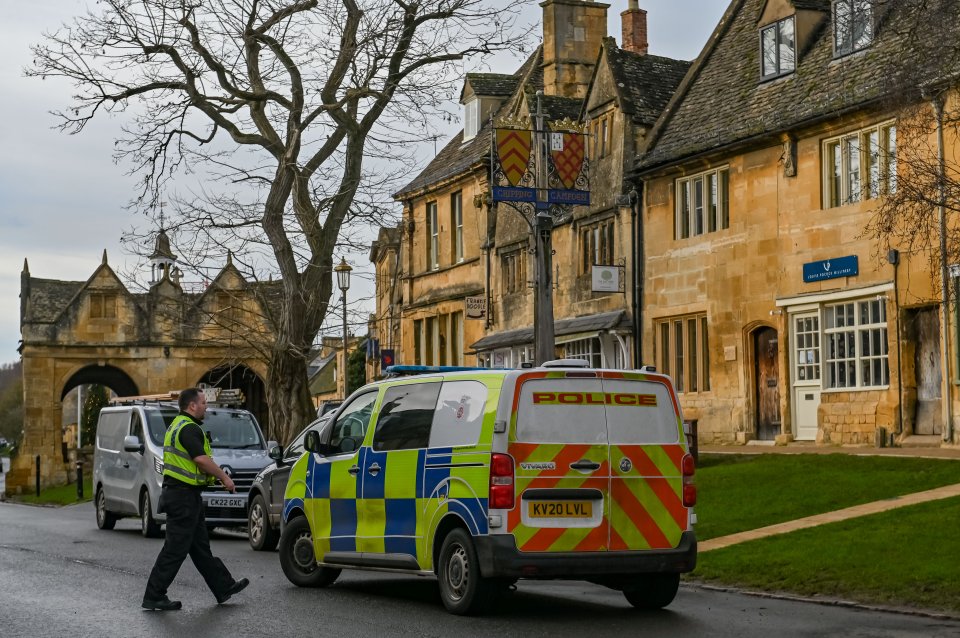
left=142, top=598, right=182, bottom=611
left=216, top=578, right=249, bottom=604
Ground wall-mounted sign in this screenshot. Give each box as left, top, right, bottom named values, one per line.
left=592, top=265, right=620, bottom=292
left=803, top=255, right=858, bottom=283
left=465, top=296, right=486, bottom=319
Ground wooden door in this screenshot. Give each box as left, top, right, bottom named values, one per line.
left=910, top=308, right=942, bottom=436
left=755, top=328, right=781, bottom=441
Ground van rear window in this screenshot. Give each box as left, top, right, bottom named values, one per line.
left=601, top=379, right=679, bottom=444
left=516, top=379, right=607, bottom=443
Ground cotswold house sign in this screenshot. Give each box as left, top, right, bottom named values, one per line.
left=803, top=255, right=859, bottom=283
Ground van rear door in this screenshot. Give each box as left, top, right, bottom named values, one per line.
left=601, top=372, right=687, bottom=551
left=507, top=373, right=610, bottom=553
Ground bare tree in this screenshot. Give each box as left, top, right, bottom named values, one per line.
left=28, top=0, right=529, bottom=442
left=864, top=0, right=960, bottom=281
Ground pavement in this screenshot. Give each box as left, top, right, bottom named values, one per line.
left=697, top=442, right=960, bottom=552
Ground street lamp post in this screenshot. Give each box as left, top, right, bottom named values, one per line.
left=335, top=258, right=352, bottom=399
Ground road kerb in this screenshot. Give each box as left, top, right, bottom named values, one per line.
left=699, top=482, right=960, bottom=552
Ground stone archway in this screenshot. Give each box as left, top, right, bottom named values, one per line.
left=61, top=364, right=140, bottom=400
left=197, top=364, right=268, bottom=436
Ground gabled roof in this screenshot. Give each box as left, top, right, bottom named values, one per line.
left=605, top=45, right=691, bottom=125
left=460, top=73, right=521, bottom=102
left=22, top=278, right=85, bottom=323
left=639, top=0, right=958, bottom=172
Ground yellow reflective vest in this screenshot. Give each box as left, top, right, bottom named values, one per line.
left=162, top=415, right=213, bottom=486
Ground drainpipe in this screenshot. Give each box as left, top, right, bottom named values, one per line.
left=630, top=186, right=643, bottom=368
left=932, top=94, right=954, bottom=443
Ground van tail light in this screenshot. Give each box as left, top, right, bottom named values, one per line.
left=489, top=453, right=515, bottom=510
left=681, top=453, right=696, bottom=507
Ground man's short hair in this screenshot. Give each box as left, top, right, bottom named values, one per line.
left=179, top=388, right=203, bottom=412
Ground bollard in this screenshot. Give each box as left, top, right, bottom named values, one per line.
left=76, top=461, right=83, bottom=500
left=35, top=454, right=41, bottom=497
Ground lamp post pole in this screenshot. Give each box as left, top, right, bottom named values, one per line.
left=533, top=90, right=555, bottom=365
left=335, top=258, right=352, bottom=400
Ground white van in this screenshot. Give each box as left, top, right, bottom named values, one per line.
left=92, top=398, right=275, bottom=536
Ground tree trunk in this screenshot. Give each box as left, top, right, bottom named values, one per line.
left=266, top=347, right=316, bottom=444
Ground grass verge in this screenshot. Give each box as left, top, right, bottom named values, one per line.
left=14, top=476, right=93, bottom=505
left=691, top=495, right=960, bottom=614
left=695, top=453, right=960, bottom=540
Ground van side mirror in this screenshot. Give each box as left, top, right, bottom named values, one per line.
left=304, top=430, right=322, bottom=454
left=123, top=435, right=144, bottom=455
left=268, top=445, right=283, bottom=462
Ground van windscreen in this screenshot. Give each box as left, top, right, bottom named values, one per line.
left=145, top=409, right=177, bottom=446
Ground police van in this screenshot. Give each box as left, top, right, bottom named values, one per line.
left=279, top=361, right=697, bottom=615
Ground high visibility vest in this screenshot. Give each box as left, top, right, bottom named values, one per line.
left=162, top=415, right=214, bottom=486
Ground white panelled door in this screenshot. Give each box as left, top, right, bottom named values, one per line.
left=791, top=312, right=821, bottom=441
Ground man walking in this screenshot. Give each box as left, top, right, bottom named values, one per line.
left=142, top=388, right=249, bottom=611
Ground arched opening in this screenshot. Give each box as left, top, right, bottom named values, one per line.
left=60, top=364, right=140, bottom=451
left=197, top=364, right=268, bottom=435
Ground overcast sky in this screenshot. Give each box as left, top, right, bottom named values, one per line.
left=0, top=0, right=726, bottom=364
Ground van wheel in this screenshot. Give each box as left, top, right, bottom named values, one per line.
left=279, top=516, right=340, bottom=587
left=437, top=528, right=498, bottom=615
left=140, top=490, right=162, bottom=538
left=623, top=573, right=681, bottom=610
left=248, top=494, right=279, bottom=551
left=95, top=487, right=117, bottom=530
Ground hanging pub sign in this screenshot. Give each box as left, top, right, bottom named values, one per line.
left=465, top=296, right=487, bottom=319
left=492, top=118, right=536, bottom=203
left=547, top=119, right=590, bottom=206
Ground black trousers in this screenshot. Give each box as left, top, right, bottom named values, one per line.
left=143, top=486, right=235, bottom=601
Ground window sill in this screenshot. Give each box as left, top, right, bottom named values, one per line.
left=820, top=385, right=891, bottom=394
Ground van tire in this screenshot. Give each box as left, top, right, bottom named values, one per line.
left=140, top=490, right=163, bottom=538
left=623, top=573, right=681, bottom=610
left=437, top=528, right=498, bottom=615
left=248, top=494, right=279, bottom=551
left=279, top=516, right=340, bottom=587
left=95, top=487, right=117, bottom=531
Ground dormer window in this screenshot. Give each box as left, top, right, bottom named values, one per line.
left=464, top=98, right=480, bottom=141
left=760, top=16, right=796, bottom=79
left=833, top=0, right=873, bottom=56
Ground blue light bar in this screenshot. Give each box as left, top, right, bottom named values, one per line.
left=383, top=365, right=494, bottom=377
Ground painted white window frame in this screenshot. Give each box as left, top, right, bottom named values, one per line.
left=464, top=99, right=480, bottom=141
left=823, top=298, right=890, bottom=390
left=452, top=191, right=464, bottom=263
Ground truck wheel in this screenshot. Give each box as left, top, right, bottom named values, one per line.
left=623, top=573, right=681, bottom=610
left=248, top=494, right=280, bottom=551
left=140, top=490, right=162, bottom=538
left=95, top=487, right=117, bottom=530
left=279, top=516, right=340, bottom=587
left=437, top=528, right=498, bottom=615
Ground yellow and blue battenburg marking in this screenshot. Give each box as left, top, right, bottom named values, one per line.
left=288, top=444, right=490, bottom=569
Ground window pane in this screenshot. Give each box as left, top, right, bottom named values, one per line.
left=428, top=380, right=486, bottom=448
left=708, top=173, right=718, bottom=233
left=886, top=126, right=897, bottom=193
left=679, top=181, right=691, bottom=238
left=373, top=383, right=441, bottom=451
left=779, top=18, right=795, bottom=72
left=762, top=26, right=777, bottom=76
left=330, top=391, right=378, bottom=452
left=867, top=129, right=880, bottom=198
left=674, top=320, right=684, bottom=393
left=688, top=318, right=698, bottom=392
left=853, top=0, right=873, bottom=49
left=659, top=323, right=670, bottom=376
left=694, top=177, right=704, bottom=235
left=720, top=170, right=730, bottom=229
left=701, top=316, right=711, bottom=391
left=835, top=0, right=852, bottom=52
left=845, top=135, right=861, bottom=203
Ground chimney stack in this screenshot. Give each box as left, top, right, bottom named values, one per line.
left=541, top=0, right=610, bottom=98
left=621, top=0, right=648, bottom=55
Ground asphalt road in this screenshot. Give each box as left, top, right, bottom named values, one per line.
left=1, top=501, right=958, bottom=638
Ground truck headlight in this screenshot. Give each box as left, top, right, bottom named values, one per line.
left=154, top=457, right=164, bottom=475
